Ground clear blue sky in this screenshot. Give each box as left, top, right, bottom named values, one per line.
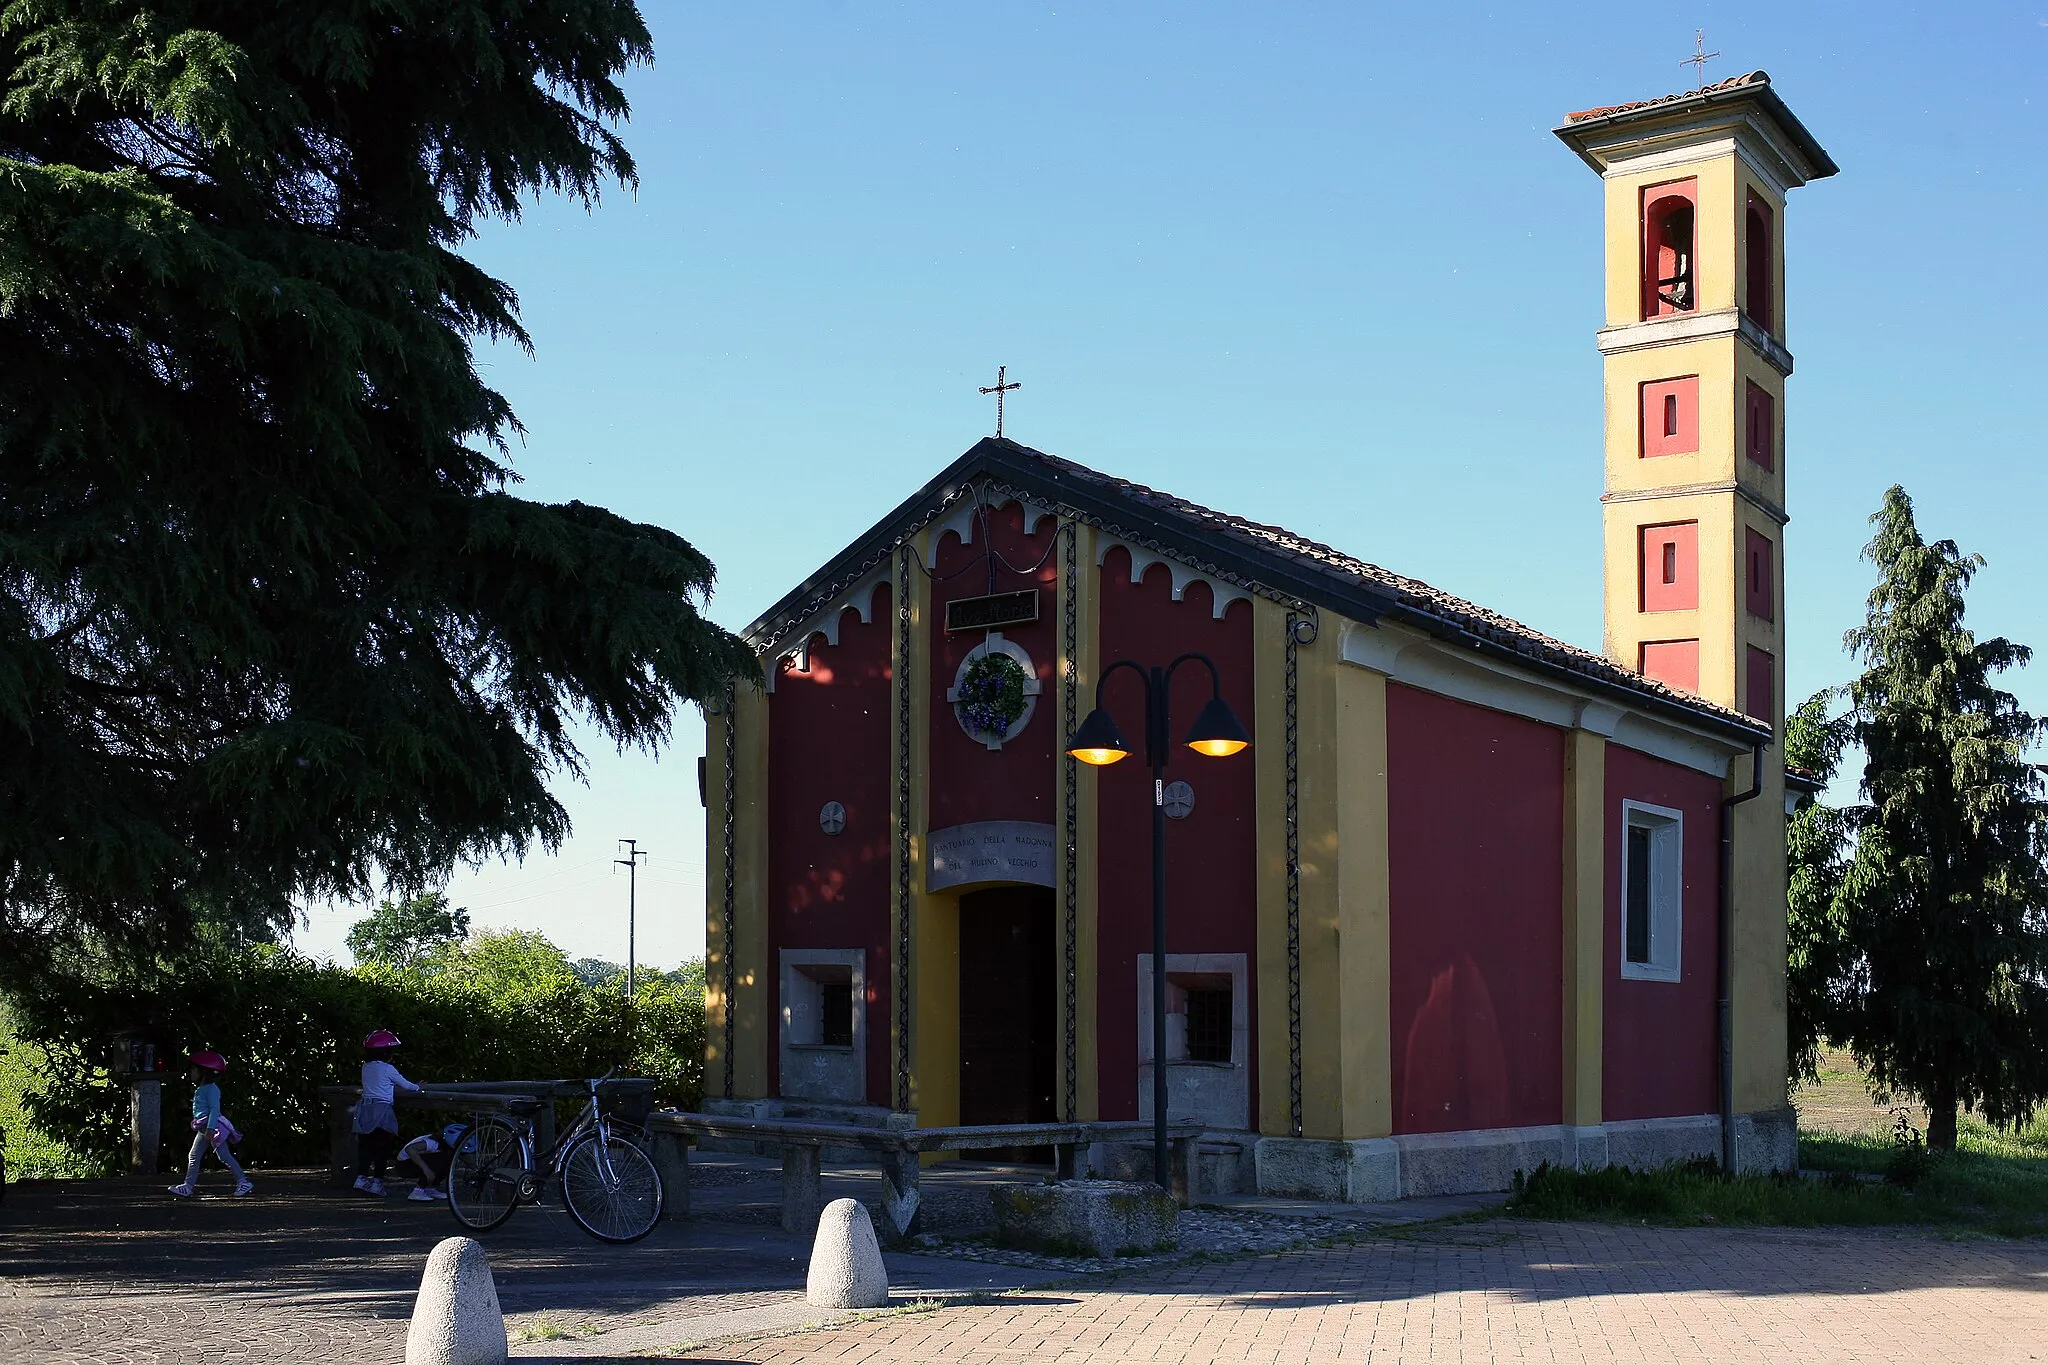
left=294, top=1, right=2048, bottom=969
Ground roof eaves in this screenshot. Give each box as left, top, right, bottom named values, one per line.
left=1553, top=71, right=1838, bottom=182
left=743, top=439, right=1771, bottom=745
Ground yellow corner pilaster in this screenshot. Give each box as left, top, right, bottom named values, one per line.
left=895, top=540, right=935, bottom=1119
left=1731, top=752, right=1790, bottom=1115
left=702, top=706, right=730, bottom=1095
left=1334, top=657, right=1391, bottom=1140
left=1060, top=524, right=1103, bottom=1122
left=914, top=890, right=960, bottom=1132
left=1253, top=598, right=1342, bottom=1139
left=704, top=684, right=770, bottom=1101
left=1562, top=727, right=1607, bottom=1129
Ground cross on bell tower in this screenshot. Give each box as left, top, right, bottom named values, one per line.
left=1682, top=30, right=1721, bottom=90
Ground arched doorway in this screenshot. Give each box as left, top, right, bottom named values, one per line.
left=957, top=884, right=1058, bottom=1146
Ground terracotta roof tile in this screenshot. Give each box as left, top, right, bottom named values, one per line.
left=1564, top=70, right=1766, bottom=124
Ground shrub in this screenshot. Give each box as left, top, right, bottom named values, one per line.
left=1, top=930, right=705, bottom=1173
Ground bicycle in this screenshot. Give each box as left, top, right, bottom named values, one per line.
left=445, top=1073, right=664, bottom=1244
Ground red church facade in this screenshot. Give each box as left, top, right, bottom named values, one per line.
left=706, top=440, right=1795, bottom=1200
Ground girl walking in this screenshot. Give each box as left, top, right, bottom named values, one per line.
left=352, top=1029, right=422, bottom=1195
left=168, top=1050, right=252, bottom=1198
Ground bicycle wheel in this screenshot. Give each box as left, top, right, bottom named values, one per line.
left=446, top=1117, right=525, bottom=1233
left=560, top=1132, right=663, bottom=1244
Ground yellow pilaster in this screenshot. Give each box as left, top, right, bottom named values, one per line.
left=894, top=541, right=935, bottom=1118
left=914, top=890, right=959, bottom=1131
left=702, top=706, right=731, bottom=1095
left=704, top=683, right=770, bottom=1101
left=1253, top=599, right=1342, bottom=1139
left=1334, top=658, right=1391, bottom=1140
left=1059, top=523, right=1103, bottom=1121
left=1562, top=726, right=1607, bottom=1129
left=1731, top=752, right=1790, bottom=1116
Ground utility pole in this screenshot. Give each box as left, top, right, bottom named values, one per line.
left=615, top=839, right=648, bottom=997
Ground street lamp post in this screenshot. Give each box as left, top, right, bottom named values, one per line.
left=1066, top=651, right=1251, bottom=1191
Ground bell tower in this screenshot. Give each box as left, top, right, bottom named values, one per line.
left=1556, top=72, right=1835, bottom=725
left=1558, top=72, right=1836, bottom=1170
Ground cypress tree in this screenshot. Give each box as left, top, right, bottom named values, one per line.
left=0, top=3, right=754, bottom=963
left=1824, top=486, right=2048, bottom=1150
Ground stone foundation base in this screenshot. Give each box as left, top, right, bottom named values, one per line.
left=1089, top=1129, right=1257, bottom=1200
left=992, top=1180, right=1177, bottom=1258
left=1732, top=1106, right=1798, bottom=1173
left=1254, top=1109, right=1792, bottom=1202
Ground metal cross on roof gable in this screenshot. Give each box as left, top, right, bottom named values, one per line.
left=1682, top=29, right=1721, bottom=90
left=979, top=365, right=1021, bottom=438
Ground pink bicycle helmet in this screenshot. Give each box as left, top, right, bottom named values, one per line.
left=188, top=1050, right=228, bottom=1073
left=362, top=1029, right=402, bottom=1050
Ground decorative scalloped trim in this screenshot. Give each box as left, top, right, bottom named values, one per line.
left=770, top=569, right=894, bottom=686
left=931, top=494, right=1057, bottom=548
left=1096, top=535, right=1255, bottom=620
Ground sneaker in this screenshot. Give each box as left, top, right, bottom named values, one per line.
left=232, top=1181, right=255, bottom=1198
left=352, top=1175, right=373, bottom=1193
left=407, top=1186, right=437, bottom=1202
left=367, top=1177, right=386, bottom=1197
left=427, top=1187, right=448, bottom=1200
left=167, top=1184, right=195, bottom=1198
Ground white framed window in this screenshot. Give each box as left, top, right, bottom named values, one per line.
left=1620, top=800, right=1683, bottom=983
left=1137, top=952, right=1249, bottom=1130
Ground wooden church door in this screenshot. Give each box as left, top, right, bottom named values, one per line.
left=957, top=885, right=1058, bottom=1149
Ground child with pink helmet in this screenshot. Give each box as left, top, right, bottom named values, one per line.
left=351, top=1029, right=421, bottom=1196
left=168, top=1050, right=252, bottom=1198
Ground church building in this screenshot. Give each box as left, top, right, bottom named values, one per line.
left=702, top=73, right=1836, bottom=1200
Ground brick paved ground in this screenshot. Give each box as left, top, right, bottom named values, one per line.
left=0, top=1167, right=1032, bottom=1364
left=696, top=1222, right=2048, bottom=1365
left=7, top=1170, right=2048, bottom=1362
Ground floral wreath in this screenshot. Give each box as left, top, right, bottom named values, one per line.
left=956, top=651, right=1029, bottom=742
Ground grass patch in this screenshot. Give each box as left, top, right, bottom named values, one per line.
left=512, top=1318, right=580, bottom=1343
left=1507, top=1132, right=2048, bottom=1237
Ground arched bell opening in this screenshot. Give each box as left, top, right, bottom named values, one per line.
left=1641, top=187, right=1698, bottom=319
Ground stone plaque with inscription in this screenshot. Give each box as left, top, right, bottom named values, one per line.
left=925, top=820, right=1058, bottom=892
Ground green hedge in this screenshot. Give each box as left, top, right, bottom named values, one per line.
left=2, top=931, right=704, bottom=1173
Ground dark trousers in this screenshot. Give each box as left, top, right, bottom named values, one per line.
left=355, top=1128, right=400, bottom=1179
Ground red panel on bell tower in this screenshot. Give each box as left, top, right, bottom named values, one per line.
left=1745, top=528, right=1775, bottom=621
left=1746, top=646, right=1776, bottom=722
left=1638, top=521, right=1698, bottom=613
left=1639, top=639, right=1700, bottom=692
left=1639, top=377, right=1699, bottom=459
left=1745, top=381, right=1775, bottom=471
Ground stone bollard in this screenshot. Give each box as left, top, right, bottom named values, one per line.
left=407, top=1236, right=508, bottom=1365
left=805, top=1197, right=888, bottom=1309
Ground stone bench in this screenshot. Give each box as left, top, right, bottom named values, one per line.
left=643, top=1111, right=1202, bottom=1243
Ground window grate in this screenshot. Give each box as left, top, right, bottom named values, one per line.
left=1184, top=987, right=1233, bottom=1063
left=1625, top=824, right=1654, bottom=965
left=819, top=981, right=853, bottom=1047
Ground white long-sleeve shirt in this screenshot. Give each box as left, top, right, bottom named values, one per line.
left=360, top=1059, right=420, bottom=1104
